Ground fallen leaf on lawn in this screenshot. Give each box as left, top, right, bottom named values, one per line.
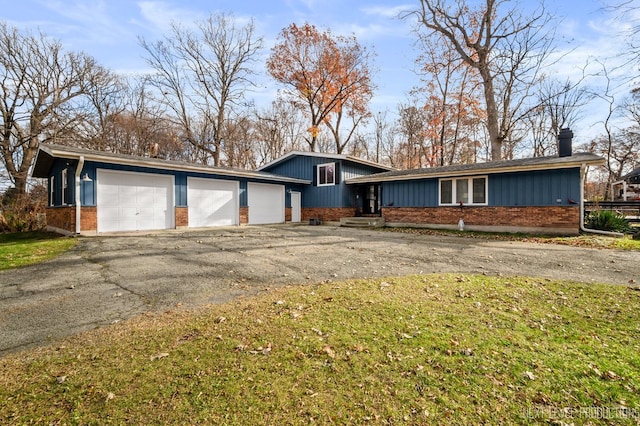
left=604, top=370, right=619, bottom=380
left=322, top=345, right=335, bottom=358
left=55, top=375, right=67, bottom=384
left=215, top=316, right=226, bottom=324
left=151, top=352, right=169, bottom=361
left=524, top=371, right=536, bottom=380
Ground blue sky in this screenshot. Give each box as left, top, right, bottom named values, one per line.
left=3, top=0, right=638, bottom=144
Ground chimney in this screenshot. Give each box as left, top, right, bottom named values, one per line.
left=558, top=128, right=573, bottom=157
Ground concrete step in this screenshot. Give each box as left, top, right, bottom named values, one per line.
left=339, top=217, right=385, bottom=228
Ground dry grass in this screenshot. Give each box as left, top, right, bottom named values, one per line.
left=1, top=274, right=639, bottom=425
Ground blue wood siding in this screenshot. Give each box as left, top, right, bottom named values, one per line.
left=263, top=156, right=384, bottom=208
left=49, top=159, right=78, bottom=206
left=489, top=169, right=580, bottom=206
left=379, top=168, right=581, bottom=208
left=382, top=180, right=438, bottom=207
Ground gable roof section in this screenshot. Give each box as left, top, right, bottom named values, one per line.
left=257, top=151, right=395, bottom=173
left=345, top=152, right=605, bottom=184
left=32, top=144, right=310, bottom=185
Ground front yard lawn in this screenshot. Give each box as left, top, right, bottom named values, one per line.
left=0, top=231, right=77, bottom=271
left=1, top=274, right=638, bottom=425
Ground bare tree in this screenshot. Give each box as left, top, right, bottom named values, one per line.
left=525, top=78, right=592, bottom=157
left=0, top=22, right=108, bottom=193
left=254, top=101, right=306, bottom=166
left=406, top=0, right=555, bottom=161
left=140, top=13, right=263, bottom=166
left=397, top=102, right=428, bottom=169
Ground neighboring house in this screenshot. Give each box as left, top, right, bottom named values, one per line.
left=32, top=129, right=604, bottom=236
left=32, top=144, right=309, bottom=235
left=612, top=166, right=640, bottom=201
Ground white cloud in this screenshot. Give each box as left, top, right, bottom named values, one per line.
left=361, top=4, right=414, bottom=19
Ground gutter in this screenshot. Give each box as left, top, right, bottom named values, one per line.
left=75, top=155, right=84, bottom=234
left=580, top=163, right=624, bottom=237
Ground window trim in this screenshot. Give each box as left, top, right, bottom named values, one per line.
left=50, top=175, right=55, bottom=206
left=316, top=162, right=336, bottom=187
left=439, top=176, right=488, bottom=206
left=61, top=168, right=68, bottom=205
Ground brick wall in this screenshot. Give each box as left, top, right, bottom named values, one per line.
left=46, top=206, right=75, bottom=233
left=175, top=207, right=188, bottom=227
left=285, top=207, right=292, bottom=222
left=302, top=207, right=357, bottom=222
left=240, top=207, right=248, bottom=225
left=81, top=207, right=97, bottom=231
left=46, top=206, right=97, bottom=233
left=382, top=206, right=580, bottom=233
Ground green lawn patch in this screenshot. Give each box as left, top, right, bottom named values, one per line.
left=1, top=274, right=639, bottom=425
left=0, top=231, right=77, bottom=270
left=383, top=227, right=640, bottom=251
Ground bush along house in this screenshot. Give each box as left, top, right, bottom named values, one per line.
left=32, top=128, right=603, bottom=236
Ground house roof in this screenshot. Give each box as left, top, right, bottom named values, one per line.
left=256, top=150, right=395, bottom=172
left=345, top=152, right=605, bottom=184
left=32, top=144, right=311, bottom=185
left=621, top=166, right=640, bottom=181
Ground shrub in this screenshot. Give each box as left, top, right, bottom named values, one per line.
left=585, top=209, right=633, bottom=233
left=0, top=186, right=47, bottom=233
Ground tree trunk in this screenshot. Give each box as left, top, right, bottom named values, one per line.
left=479, top=64, right=502, bottom=161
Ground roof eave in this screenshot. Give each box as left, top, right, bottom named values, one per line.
left=345, top=157, right=605, bottom=184
left=257, top=151, right=395, bottom=172
left=35, top=145, right=310, bottom=185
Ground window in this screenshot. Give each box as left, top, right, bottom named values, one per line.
left=439, top=176, right=487, bottom=206
left=50, top=176, right=55, bottom=206
left=317, top=162, right=335, bottom=186
left=61, top=168, right=68, bottom=205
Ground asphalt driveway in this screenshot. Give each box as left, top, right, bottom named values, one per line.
left=1, top=225, right=637, bottom=356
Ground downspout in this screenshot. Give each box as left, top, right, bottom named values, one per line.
left=75, top=155, right=84, bottom=235
left=580, top=163, right=623, bottom=237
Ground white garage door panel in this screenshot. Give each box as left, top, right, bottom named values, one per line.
left=97, top=170, right=174, bottom=233
left=188, top=178, right=238, bottom=227
left=248, top=182, right=285, bottom=225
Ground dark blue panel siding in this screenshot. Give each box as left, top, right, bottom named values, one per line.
left=382, top=180, right=438, bottom=207
left=489, top=169, right=580, bottom=206
left=377, top=168, right=581, bottom=208
left=263, top=156, right=387, bottom=208
left=49, top=158, right=80, bottom=206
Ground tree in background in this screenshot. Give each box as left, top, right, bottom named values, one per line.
left=266, top=23, right=375, bottom=153
left=396, top=102, right=428, bottom=169
left=254, top=101, right=307, bottom=165
left=141, top=13, right=263, bottom=166
left=0, top=22, right=109, bottom=193
left=407, top=0, right=554, bottom=161
left=414, top=32, right=485, bottom=166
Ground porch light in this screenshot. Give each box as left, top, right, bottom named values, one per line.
left=82, top=173, right=92, bottom=182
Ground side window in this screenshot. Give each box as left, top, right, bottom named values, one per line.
left=439, top=176, right=487, bottom=206
left=440, top=179, right=452, bottom=204
left=61, top=168, right=68, bottom=205
left=50, top=176, right=55, bottom=206
left=317, top=162, right=335, bottom=186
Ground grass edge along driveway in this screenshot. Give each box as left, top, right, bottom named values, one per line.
left=0, top=231, right=77, bottom=271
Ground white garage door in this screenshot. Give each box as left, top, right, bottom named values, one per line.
left=188, top=177, right=238, bottom=227
left=248, top=182, right=285, bottom=225
left=97, top=170, right=174, bottom=233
